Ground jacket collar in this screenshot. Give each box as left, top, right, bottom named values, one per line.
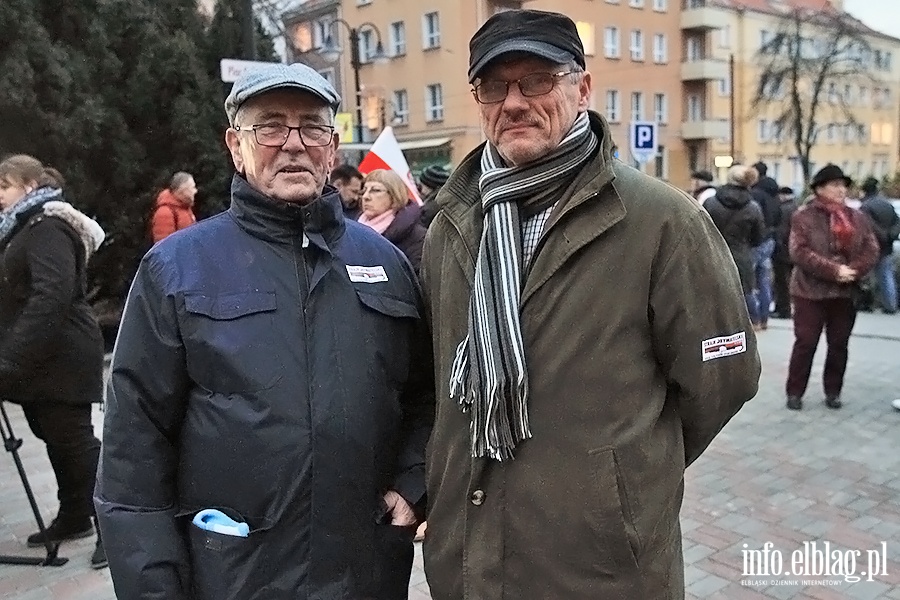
left=228, top=174, right=346, bottom=246
left=435, top=110, right=624, bottom=300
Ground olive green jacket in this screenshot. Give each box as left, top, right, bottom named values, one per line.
left=420, top=112, right=761, bottom=599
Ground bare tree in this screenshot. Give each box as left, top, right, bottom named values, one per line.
left=752, top=7, right=878, bottom=186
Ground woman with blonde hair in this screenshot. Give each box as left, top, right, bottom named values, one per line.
left=358, top=169, right=427, bottom=272
left=703, top=164, right=766, bottom=326
left=0, top=154, right=107, bottom=568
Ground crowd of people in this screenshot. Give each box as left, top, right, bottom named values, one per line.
left=691, top=160, right=899, bottom=413
left=0, top=7, right=896, bottom=600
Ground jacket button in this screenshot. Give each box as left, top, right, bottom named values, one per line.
left=470, top=490, right=485, bottom=506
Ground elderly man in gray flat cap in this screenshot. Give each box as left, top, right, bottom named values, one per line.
left=95, top=62, right=434, bottom=600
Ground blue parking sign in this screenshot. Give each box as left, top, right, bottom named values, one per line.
left=630, top=121, right=658, bottom=164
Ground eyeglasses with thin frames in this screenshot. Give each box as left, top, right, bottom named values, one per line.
left=471, top=71, right=577, bottom=104
left=234, top=123, right=336, bottom=147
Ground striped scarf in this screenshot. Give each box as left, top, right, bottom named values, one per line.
left=449, top=111, right=598, bottom=460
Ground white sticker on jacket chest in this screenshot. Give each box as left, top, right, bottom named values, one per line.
left=701, top=331, right=747, bottom=362
left=346, top=265, right=389, bottom=283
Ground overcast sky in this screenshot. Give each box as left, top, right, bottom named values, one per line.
left=844, top=0, right=900, bottom=38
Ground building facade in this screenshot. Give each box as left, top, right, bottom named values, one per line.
left=698, top=0, right=900, bottom=188
left=287, top=0, right=691, bottom=186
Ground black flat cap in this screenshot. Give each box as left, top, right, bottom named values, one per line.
left=468, top=10, right=586, bottom=83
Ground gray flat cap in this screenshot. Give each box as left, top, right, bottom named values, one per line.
left=224, top=63, right=341, bottom=126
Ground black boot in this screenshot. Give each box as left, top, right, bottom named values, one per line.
left=90, top=517, right=108, bottom=569
left=26, top=514, right=92, bottom=547
left=786, top=395, right=803, bottom=410
left=825, top=395, right=843, bottom=409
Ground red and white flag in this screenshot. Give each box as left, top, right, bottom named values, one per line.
left=357, top=127, right=422, bottom=204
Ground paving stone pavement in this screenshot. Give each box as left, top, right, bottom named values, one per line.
left=1, top=312, right=899, bottom=599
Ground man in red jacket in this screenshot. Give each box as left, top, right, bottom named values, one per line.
left=150, top=171, right=197, bottom=243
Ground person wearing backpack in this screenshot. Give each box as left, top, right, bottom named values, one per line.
left=860, top=177, right=900, bottom=313
left=150, top=171, right=197, bottom=244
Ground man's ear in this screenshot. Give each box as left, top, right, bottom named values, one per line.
left=225, top=129, right=244, bottom=174
left=578, top=71, right=593, bottom=112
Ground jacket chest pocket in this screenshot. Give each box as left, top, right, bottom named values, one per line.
left=182, top=291, right=282, bottom=394
left=354, top=289, right=418, bottom=389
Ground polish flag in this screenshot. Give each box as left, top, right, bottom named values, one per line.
left=357, top=127, right=422, bottom=204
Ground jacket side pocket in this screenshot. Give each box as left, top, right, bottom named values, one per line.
left=586, top=447, right=642, bottom=574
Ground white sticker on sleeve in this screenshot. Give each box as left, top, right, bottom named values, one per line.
left=701, top=331, right=747, bottom=362
left=346, top=265, right=389, bottom=283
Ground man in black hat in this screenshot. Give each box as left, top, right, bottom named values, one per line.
left=418, top=164, right=451, bottom=227
left=690, top=169, right=716, bottom=204
left=420, top=9, right=760, bottom=600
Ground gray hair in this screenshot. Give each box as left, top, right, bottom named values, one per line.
left=170, top=171, right=194, bottom=190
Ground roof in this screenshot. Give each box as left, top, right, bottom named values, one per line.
left=711, top=0, right=900, bottom=43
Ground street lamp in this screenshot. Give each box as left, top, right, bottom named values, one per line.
left=320, top=19, right=389, bottom=144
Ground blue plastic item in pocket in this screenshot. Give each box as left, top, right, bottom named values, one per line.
left=192, top=509, right=250, bottom=537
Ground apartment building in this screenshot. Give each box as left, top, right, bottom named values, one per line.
left=694, top=0, right=900, bottom=188
left=283, top=0, right=691, bottom=185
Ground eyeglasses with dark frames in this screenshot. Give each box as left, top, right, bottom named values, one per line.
left=234, top=123, right=336, bottom=147
left=472, top=71, right=577, bottom=104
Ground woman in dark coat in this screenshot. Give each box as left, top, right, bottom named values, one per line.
left=0, top=155, right=107, bottom=568
left=785, top=164, right=879, bottom=411
left=358, top=169, right=427, bottom=272
left=704, top=164, right=765, bottom=326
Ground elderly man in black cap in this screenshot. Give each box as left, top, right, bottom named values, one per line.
left=95, top=62, right=434, bottom=600
left=420, top=9, right=761, bottom=600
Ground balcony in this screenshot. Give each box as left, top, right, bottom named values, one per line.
left=681, top=120, right=729, bottom=140
left=681, top=6, right=729, bottom=30
left=681, top=59, right=729, bottom=81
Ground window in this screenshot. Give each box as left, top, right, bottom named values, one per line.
left=358, top=29, right=375, bottom=63
left=313, top=20, right=328, bottom=49
left=392, top=90, right=409, bottom=125
left=843, top=123, right=853, bottom=143
left=389, top=21, right=406, bottom=57
left=772, top=161, right=781, bottom=182
left=653, top=93, right=667, bottom=123
left=859, top=86, right=868, bottom=106
left=631, top=92, right=643, bottom=121
left=858, top=123, right=867, bottom=143
left=686, top=37, right=703, bottom=62
left=886, top=52, right=893, bottom=70
left=576, top=22, right=596, bottom=56
left=772, top=121, right=784, bottom=143
left=719, top=74, right=731, bottom=97
left=758, top=119, right=770, bottom=143
left=606, top=90, right=621, bottom=122
left=654, top=145, right=668, bottom=179
left=653, top=34, right=667, bottom=63
left=718, top=25, right=731, bottom=49
left=687, top=94, right=702, bottom=121
left=873, top=87, right=883, bottom=108
left=826, top=123, right=835, bottom=144
left=604, top=27, right=620, bottom=58
left=857, top=161, right=864, bottom=176
left=629, top=0, right=644, bottom=6
left=827, top=82, right=838, bottom=104
left=843, top=84, right=853, bottom=105
left=426, top=84, right=443, bottom=121
left=423, top=12, right=440, bottom=49
left=631, top=30, right=644, bottom=61
left=653, top=0, right=667, bottom=11
left=760, top=29, right=774, bottom=53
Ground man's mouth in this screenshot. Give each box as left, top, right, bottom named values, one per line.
left=278, top=165, right=309, bottom=175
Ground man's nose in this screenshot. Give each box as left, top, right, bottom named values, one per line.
left=281, top=128, right=306, bottom=152
left=501, top=82, right=530, bottom=111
